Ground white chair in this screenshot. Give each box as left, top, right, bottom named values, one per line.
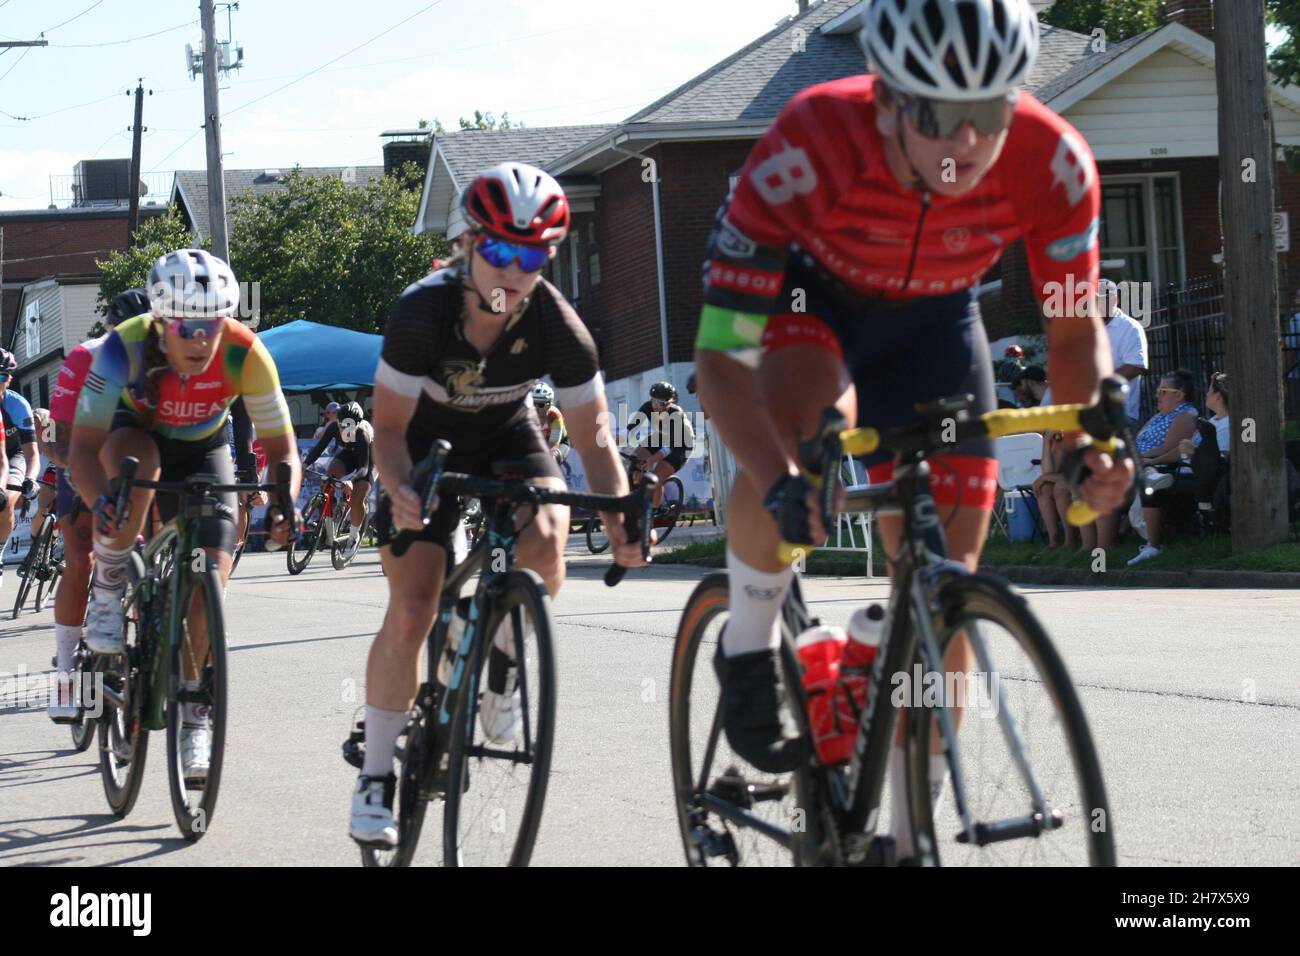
left=992, top=433, right=1045, bottom=540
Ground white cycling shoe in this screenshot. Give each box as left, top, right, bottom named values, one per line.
left=84, top=590, right=126, bottom=655
left=48, top=673, right=79, bottom=723
left=181, top=725, right=212, bottom=788
left=480, top=647, right=521, bottom=744
left=350, top=774, right=398, bottom=847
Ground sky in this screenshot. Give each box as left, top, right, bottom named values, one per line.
left=0, top=0, right=804, bottom=211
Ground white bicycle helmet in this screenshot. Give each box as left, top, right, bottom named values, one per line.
left=532, top=381, right=555, bottom=406
left=859, top=0, right=1039, bottom=101
left=148, top=248, right=241, bottom=319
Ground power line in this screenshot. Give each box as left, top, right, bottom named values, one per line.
left=147, top=127, right=203, bottom=173
left=42, top=0, right=106, bottom=35
left=47, top=17, right=194, bottom=48
left=0, top=45, right=31, bottom=82
left=225, top=0, right=447, bottom=118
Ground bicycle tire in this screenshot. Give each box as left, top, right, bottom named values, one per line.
left=331, top=507, right=364, bottom=570
left=903, top=572, right=1115, bottom=867
left=33, top=523, right=58, bottom=613
left=359, top=715, right=431, bottom=867
left=287, top=496, right=325, bottom=575
left=98, top=552, right=150, bottom=817
left=165, top=562, right=229, bottom=842
left=668, top=573, right=827, bottom=867
left=653, top=476, right=685, bottom=545
left=230, top=542, right=245, bottom=576
left=584, top=515, right=609, bottom=554
left=442, top=569, right=556, bottom=867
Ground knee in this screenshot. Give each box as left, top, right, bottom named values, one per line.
left=384, top=596, right=438, bottom=647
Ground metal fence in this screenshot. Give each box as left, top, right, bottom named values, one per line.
left=1140, top=275, right=1300, bottom=421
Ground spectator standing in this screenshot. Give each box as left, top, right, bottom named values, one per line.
left=1099, top=278, right=1148, bottom=427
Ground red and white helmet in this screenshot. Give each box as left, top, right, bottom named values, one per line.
left=463, top=162, right=570, bottom=247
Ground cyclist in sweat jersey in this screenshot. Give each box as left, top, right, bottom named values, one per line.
left=70, top=249, right=301, bottom=783
left=0, top=347, right=39, bottom=597
left=350, top=162, right=647, bottom=848
left=43, top=288, right=146, bottom=720
left=693, top=0, right=1131, bottom=856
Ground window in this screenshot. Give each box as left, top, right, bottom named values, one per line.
left=1100, top=174, right=1185, bottom=288
left=38, top=374, right=49, bottom=409
left=587, top=222, right=600, bottom=287
left=24, top=300, right=41, bottom=359
left=568, top=233, right=580, bottom=303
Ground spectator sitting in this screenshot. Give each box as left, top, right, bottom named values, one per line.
left=1012, top=365, right=1049, bottom=407
left=1127, top=368, right=1201, bottom=565
left=1032, top=429, right=1074, bottom=553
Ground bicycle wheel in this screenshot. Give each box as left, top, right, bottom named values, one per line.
left=668, top=573, right=827, bottom=866
left=98, top=553, right=151, bottom=817
left=70, top=643, right=96, bottom=753
left=287, top=496, right=325, bottom=575
left=165, top=563, right=229, bottom=841
left=331, top=508, right=362, bottom=570
left=443, top=569, right=556, bottom=867
left=653, top=476, right=685, bottom=545
left=584, top=515, right=609, bottom=554
left=904, top=572, right=1115, bottom=867
left=10, top=515, right=46, bottom=619
left=360, top=713, right=432, bottom=868
left=34, top=525, right=59, bottom=613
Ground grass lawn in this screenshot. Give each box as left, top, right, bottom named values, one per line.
left=654, top=525, right=1300, bottom=575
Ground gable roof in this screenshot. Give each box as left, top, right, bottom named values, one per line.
left=171, top=165, right=385, bottom=240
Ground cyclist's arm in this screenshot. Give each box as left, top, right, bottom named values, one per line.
left=303, top=422, right=335, bottom=467
left=68, top=332, right=132, bottom=505
left=371, top=383, right=417, bottom=505
left=239, top=337, right=301, bottom=506
left=567, top=394, right=628, bottom=499
left=230, top=395, right=257, bottom=479
left=693, top=349, right=792, bottom=493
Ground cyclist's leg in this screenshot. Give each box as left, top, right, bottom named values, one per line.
left=37, top=482, right=56, bottom=519
left=0, top=454, right=24, bottom=552
left=504, top=418, right=569, bottom=597
left=349, top=478, right=371, bottom=532
left=53, top=475, right=93, bottom=688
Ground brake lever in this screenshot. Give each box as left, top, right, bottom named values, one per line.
left=605, top=474, right=657, bottom=587
left=391, top=439, right=450, bottom=558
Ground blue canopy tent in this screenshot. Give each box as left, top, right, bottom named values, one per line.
left=258, top=319, right=381, bottom=391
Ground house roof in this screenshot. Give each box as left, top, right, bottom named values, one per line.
left=171, top=165, right=385, bottom=240
left=0, top=203, right=167, bottom=224
left=435, top=125, right=618, bottom=188
left=1032, top=27, right=1155, bottom=105
left=621, top=0, right=1096, bottom=126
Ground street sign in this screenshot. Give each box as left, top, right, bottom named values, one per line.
left=1274, top=211, right=1290, bottom=253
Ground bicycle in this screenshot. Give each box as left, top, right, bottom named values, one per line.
left=287, top=468, right=367, bottom=574
left=669, top=377, right=1133, bottom=867
left=343, top=439, right=653, bottom=867
left=585, top=449, right=683, bottom=553
left=11, top=476, right=62, bottom=619
left=93, top=457, right=294, bottom=840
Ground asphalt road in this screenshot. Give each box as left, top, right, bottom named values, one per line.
left=1, top=539, right=1297, bottom=867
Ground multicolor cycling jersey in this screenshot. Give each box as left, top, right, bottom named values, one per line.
left=2, top=389, right=37, bottom=457
left=696, top=74, right=1101, bottom=365
left=75, top=315, right=294, bottom=444
left=50, top=335, right=107, bottom=427
left=376, top=269, right=602, bottom=458
left=541, top=406, right=568, bottom=448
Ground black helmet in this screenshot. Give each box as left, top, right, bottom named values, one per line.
left=342, top=401, right=365, bottom=424
left=649, top=381, right=676, bottom=402
left=686, top=373, right=697, bottom=395
left=108, top=288, right=151, bottom=326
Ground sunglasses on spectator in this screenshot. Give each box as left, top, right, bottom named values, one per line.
left=476, top=236, right=551, bottom=272
left=1156, top=387, right=1182, bottom=395
left=891, top=89, right=1017, bottom=139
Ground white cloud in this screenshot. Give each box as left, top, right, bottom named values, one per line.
left=0, top=146, right=85, bottom=211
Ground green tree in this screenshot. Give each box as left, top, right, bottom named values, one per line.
left=227, top=164, right=445, bottom=334
left=1039, top=0, right=1162, bottom=41
left=1268, top=0, right=1300, bottom=86
left=425, top=110, right=524, bottom=133
left=91, top=207, right=202, bottom=337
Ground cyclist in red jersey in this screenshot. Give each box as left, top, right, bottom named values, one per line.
left=693, top=0, right=1132, bottom=853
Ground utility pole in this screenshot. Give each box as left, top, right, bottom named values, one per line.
left=200, top=0, right=230, bottom=262
left=126, top=80, right=149, bottom=246
left=1216, top=0, right=1288, bottom=552
left=0, top=40, right=49, bottom=48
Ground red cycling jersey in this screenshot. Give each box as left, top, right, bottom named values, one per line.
left=49, top=335, right=105, bottom=426
left=695, top=74, right=1101, bottom=359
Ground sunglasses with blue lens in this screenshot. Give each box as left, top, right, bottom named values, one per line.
left=477, top=237, right=551, bottom=273
left=163, top=316, right=226, bottom=340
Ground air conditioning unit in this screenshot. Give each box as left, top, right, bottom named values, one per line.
left=73, top=159, right=131, bottom=204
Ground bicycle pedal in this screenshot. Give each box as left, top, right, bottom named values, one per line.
left=689, top=823, right=738, bottom=863
left=844, top=833, right=896, bottom=867
left=342, top=725, right=366, bottom=770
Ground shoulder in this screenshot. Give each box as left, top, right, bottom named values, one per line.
left=1002, top=93, right=1098, bottom=206
left=779, top=75, right=876, bottom=132
left=221, top=318, right=257, bottom=349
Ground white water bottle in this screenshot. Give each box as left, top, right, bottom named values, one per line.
left=839, top=604, right=885, bottom=722
left=437, top=597, right=472, bottom=686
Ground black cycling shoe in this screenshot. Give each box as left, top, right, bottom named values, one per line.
left=713, top=644, right=804, bottom=774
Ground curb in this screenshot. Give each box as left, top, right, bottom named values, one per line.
left=982, top=564, right=1300, bottom=589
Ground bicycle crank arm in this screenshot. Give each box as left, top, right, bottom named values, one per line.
left=697, top=792, right=793, bottom=849
left=953, top=809, right=1064, bottom=846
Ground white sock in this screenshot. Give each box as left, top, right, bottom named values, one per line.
left=55, top=624, right=82, bottom=674
left=492, top=616, right=533, bottom=658
left=361, top=705, right=408, bottom=779
left=91, top=541, right=133, bottom=595
left=721, top=548, right=792, bottom=656
left=890, top=747, right=950, bottom=859
left=181, top=678, right=208, bottom=729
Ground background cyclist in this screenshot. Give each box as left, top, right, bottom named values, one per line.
left=630, top=381, right=694, bottom=509
left=303, top=399, right=374, bottom=550
left=0, top=347, right=40, bottom=601
left=532, top=381, right=571, bottom=465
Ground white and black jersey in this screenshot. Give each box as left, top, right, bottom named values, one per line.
left=375, top=269, right=603, bottom=459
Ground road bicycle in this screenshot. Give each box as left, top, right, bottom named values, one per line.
left=287, top=468, right=367, bottom=574
left=586, top=449, right=683, bottom=552
left=670, top=378, right=1134, bottom=867
left=11, top=476, right=62, bottom=619
left=93, top=457, right=293, bottom=840
left=343, top=439, right=653, bottom=866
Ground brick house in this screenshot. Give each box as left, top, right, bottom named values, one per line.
left=412, top=0, right=1300, bottom=415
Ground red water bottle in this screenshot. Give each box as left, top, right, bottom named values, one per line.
left=838, top=604, right=885, bottom=726
left=796, top=625, right=851, bottom=766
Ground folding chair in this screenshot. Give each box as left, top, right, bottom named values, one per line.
left=993, top=433, right=1045, bottom=541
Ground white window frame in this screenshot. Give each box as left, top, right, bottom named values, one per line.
left=24, top=300, right=41, bottom=359
left=1099, top=172, right=1186, bottom=289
